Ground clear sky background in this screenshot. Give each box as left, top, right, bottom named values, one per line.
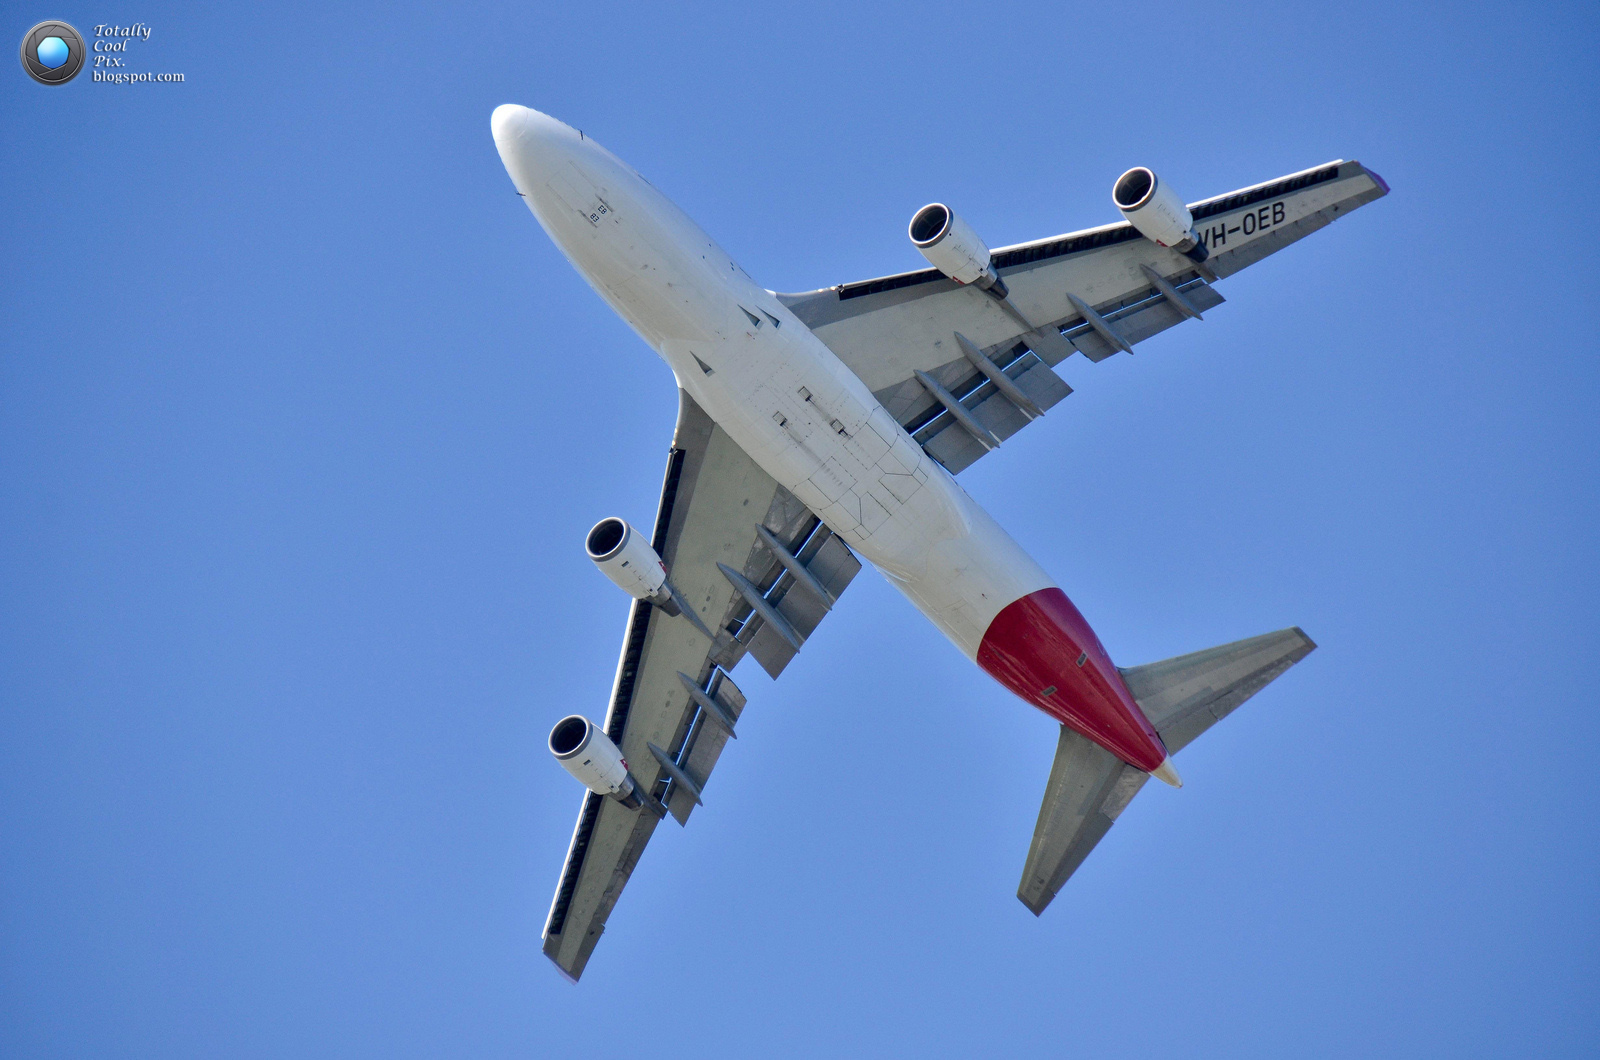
left=3, top=2, right=1597, bottom=1056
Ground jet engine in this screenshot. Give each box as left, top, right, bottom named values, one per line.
left=585, top=516, right=680, bottom=614
left=908, top=203, right=1010, bottom=298
left=549, top=714, right=645, bottom=809
left=1112, top=167, right=1209, bottom=262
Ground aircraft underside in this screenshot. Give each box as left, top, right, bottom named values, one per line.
left=491, top=103, right=1385, bottom=980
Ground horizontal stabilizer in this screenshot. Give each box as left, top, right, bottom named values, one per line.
left=1018, top=726, right=1148, bottom=915
left=1119, top=627, right=1316, bottom=754
left=1017, top=626, right=1315, bottom=916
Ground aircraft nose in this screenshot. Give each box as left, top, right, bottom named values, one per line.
left=491, top=104, right=580, bottom=190
left=491, top=103, right=536, bottom=147
left=486, top=102, right=576, bottom=147
left=491, top=103, right=527, bottom=143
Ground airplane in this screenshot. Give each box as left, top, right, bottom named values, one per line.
left=490, top=104, right=1387, bottom=982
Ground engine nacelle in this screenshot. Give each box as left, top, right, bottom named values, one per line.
left=549, top=714, right=643, bottom=808
left=908, top=203, right=1008, bottom=296
left=1112, top=167, right=1208, bottom=261
left=586, top=517, right=676, bottom=610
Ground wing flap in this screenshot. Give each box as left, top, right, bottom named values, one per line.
left=919, top=355, right=1075, bottom=474
left=1062, top=276, right=1226, bottom=363
left=732, top=515, right=862, bottom=679
left=870, top=336, right=1075, bottom=475
left=666, top=670, right=747, bottom=824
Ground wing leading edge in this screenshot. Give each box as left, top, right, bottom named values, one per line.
left=542, top=391, right=861, bottom=980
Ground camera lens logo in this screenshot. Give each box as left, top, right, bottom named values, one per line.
left=20, top=21, right=85, bottom=85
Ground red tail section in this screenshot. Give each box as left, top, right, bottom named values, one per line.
left=976, top=588, right=1167, bottom=773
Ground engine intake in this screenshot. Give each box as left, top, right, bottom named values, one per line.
left=586, top=517, right=679, bottom=614
left=549, top=714, right=644, bottom=809
left=908, top=203, right=1009, bottom=298
left=1112, top=167, right=1209, bottom=262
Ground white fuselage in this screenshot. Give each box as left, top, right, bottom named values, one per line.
left=492, top=106, right=1055, bottom=659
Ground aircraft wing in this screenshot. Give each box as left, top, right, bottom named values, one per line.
left=778, top=160, right=1388, bottom=475
left=542, top=389, right=862, bottom=981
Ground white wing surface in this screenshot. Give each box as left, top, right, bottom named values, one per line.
left=543, top=391, right=861, bottom=980
left=779, top=161, right=1388, bottom=474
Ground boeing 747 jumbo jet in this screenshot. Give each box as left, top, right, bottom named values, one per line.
left=491, top=104, right=1387, bottom=981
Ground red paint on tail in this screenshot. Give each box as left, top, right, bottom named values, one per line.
left=976, top=588, right=1167, bottom=772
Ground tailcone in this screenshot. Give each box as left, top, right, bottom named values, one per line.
left=976, top=587, right=1169, bottom=773
left=1150, top=757, right=1183, bottom=788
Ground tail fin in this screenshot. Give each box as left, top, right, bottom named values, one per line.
left=1017, top=627, right=1316, bottom=915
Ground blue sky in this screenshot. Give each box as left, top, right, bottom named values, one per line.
left=3, top=1, right=1596, bottom=1056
